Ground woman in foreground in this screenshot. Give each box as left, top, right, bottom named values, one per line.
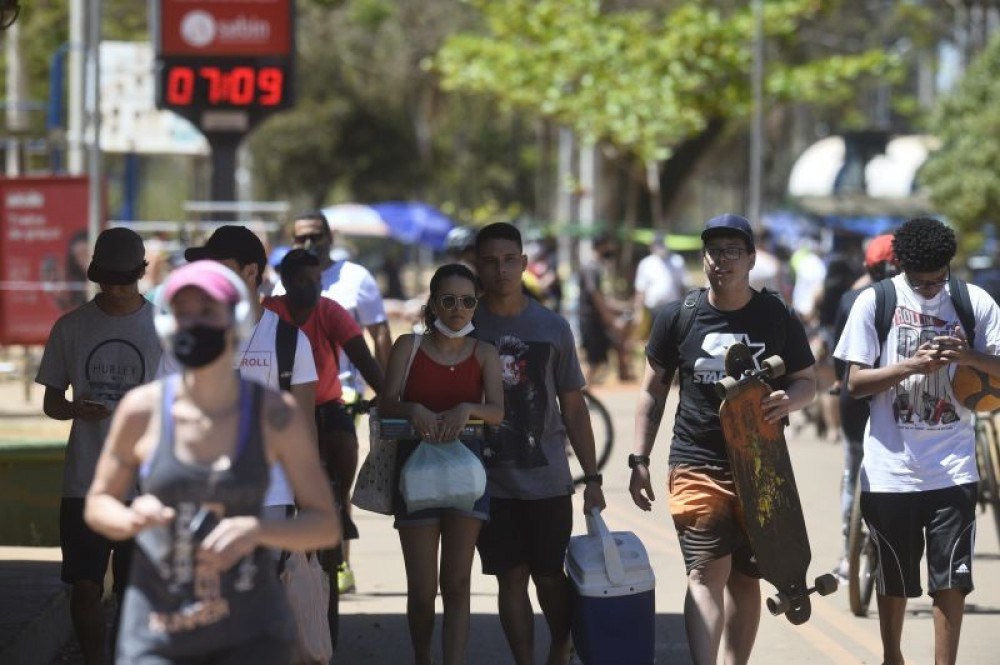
left=85, top=260, right=339, bottom=664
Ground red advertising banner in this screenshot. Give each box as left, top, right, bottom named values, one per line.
left=159, top=0, right=292, bottom=57
left=0, top=177, right=90, bottom=345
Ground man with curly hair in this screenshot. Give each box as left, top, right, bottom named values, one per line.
left=835, top=217, right=1000, bottom=665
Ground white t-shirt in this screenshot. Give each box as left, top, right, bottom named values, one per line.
left=35, top=300, right=162, bottom=497
left=634, top=252, right=686, bottom=309
left=273, top=259, right=386, bottom=394
left=159, top=309, right=317, bottom=506
left=834, top=275, right=1000, bottom=492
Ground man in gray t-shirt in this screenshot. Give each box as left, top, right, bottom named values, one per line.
left=473, top=222, right=605, bottom=665
left=36, top=228, right=161, bottom=664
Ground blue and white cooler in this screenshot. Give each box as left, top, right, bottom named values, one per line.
left=566, top=509, right=655, bottom=665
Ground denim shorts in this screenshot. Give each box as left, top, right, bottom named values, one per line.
left=392, top=437, right=490, bottom=528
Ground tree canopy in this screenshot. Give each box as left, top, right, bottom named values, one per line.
left=922, top=31, right=1000, bottom=239
left=433, top=0, right=898, bottom=166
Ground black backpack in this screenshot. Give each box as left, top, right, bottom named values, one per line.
left=871, top=274, right=976, bottom=360
left=276, top=317, right=299, bottom=392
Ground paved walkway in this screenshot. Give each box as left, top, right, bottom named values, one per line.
left=3, top=381, right=1000, bottom=664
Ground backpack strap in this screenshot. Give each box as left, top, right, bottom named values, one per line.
left=276, top=318, right=299, bottom=393
left=656, top=288, right=704, bottom=382
left=949, top=274, right=976, bottom=347
left=872, top=278, right=896, bottom=355
left=871, top=274, right=976, bottom=359
left=673, top=288, right=706, bottom=348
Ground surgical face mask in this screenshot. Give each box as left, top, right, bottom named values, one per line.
left=287, top=281, right=320, bottom=308
left=172, top=325, right=227, bottom=368
left=433, top=318, right=475, bottom=339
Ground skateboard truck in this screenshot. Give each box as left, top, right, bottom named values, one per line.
left=765, top=574, right=839, bottom=623
left=714, top=355, right=785, bottom=401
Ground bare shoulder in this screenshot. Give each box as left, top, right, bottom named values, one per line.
left=118, top=382, right=159, bottom=421
left=475, top=340, right=500, bottom=363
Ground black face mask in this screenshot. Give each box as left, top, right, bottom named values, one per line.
left=287, top=282, right=320, bottom=308
left=172, top=325, right=227, bottom=368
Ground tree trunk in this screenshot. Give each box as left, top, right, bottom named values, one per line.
left=659, top=118, right=727, bottom=224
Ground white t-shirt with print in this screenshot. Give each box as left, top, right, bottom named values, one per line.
left=159, top=309, right=317, bottom=506
left=273, top=259, right=386, bottom=394
left=237, top=310, right=317, bottom=506
left=834, top=275, right=1000, bottom=492
left=634, top=252, right=686, bottom=309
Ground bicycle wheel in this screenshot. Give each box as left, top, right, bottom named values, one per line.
left=570, top=390, right=615, bottom=484
left=976, top=416, right=1000, bottom=544
left=847, top=481, right=877, bottom=617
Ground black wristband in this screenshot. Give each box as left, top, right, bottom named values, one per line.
left=628, top=454, right=651, bottom=469
left=582, top=473, right=603, bottom=486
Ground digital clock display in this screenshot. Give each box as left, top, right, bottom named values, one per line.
left=165, top=64, right=286, bottom=107
left=158, top=59, right=293, bottom=112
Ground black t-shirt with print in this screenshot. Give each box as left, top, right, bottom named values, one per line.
left=646, top=290, right=815, bottom=466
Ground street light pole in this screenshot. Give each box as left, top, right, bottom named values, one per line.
left=748, top=0, right=764, bottom=224
left=85, top=0, right=101, bottom=287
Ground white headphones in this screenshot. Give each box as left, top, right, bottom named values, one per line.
left=154, top=261, right=256, bottom=351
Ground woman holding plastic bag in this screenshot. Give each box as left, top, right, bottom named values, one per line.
left=379, top=263, right=503, bottom=665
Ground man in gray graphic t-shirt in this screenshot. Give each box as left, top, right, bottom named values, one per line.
left=473, top=222, right=605, bottom=665
left=36, top=228, right=161, bottom=664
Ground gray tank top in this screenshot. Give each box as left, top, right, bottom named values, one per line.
left=118, top=375, right=294, bottom=661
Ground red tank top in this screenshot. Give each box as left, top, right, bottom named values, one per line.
left=402, top=342, right=483, bottom=412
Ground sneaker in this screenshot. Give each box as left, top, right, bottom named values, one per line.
left=832, top=558, right=849, bottom=584
left=338, top=563, right=356, bottom=594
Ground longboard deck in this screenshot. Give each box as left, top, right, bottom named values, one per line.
left=716, top=342, right=834, bottom=625
left=719, top=378, right=812, bottom=624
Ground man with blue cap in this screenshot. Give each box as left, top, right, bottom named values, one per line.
left=628, top=213, right=817, bottom=664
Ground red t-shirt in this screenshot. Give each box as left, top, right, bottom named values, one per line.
left=263, top=296, right=363, bottom=404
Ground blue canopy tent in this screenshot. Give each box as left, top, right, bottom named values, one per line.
left=321, top=202, right=455, bottom=250
left=370, top=202, right=455, bottom=251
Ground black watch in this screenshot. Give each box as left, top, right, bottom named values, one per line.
left=582, top=473, right=603, bottom=486
left=628, top=454, right=651, bottom=469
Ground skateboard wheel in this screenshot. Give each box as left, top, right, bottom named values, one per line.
left=762, top=355, right=786, bottom=378
left=815, top=573, right=838, bottom=596
left=766, top=592, right=790, bottom=616
left=715, top=376, right=740, bottom=400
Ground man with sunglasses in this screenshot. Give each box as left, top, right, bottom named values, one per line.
left=272, top=210, right=392, bottom=593
left=834, top=217, right=1000, bottom=665
left=630, top=213, right=817, bottom=665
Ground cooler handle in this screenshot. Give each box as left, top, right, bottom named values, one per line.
left=586, top=508, right=625, bottom=585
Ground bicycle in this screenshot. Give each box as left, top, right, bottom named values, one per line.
left=846, top=480, right=877, bottom=617
left=566, top=389, right=615, bottom=485
left=974, top=413, right=1000, bottom=545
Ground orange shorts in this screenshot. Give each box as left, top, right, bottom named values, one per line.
left=667, top=463, right=760, bottom=576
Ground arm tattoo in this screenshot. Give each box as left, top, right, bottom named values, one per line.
left=644, top=398, right=666, bottom=450
left=267, top=401, right=293, bottom=431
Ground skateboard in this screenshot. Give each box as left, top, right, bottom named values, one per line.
left=715, top=342, right=837, bottom=625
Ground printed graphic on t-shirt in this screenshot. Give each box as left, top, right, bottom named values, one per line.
left=84, top=338, right=147, bottom=403
left=692, top=332, right=766, bottom=384
left=892, top=306, right=959, bottom=427
left=143, top=500, right=258, bottom=635
left=238, top=351, right=273, bottom=385
left=482, top=334, right=549, bottom=469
